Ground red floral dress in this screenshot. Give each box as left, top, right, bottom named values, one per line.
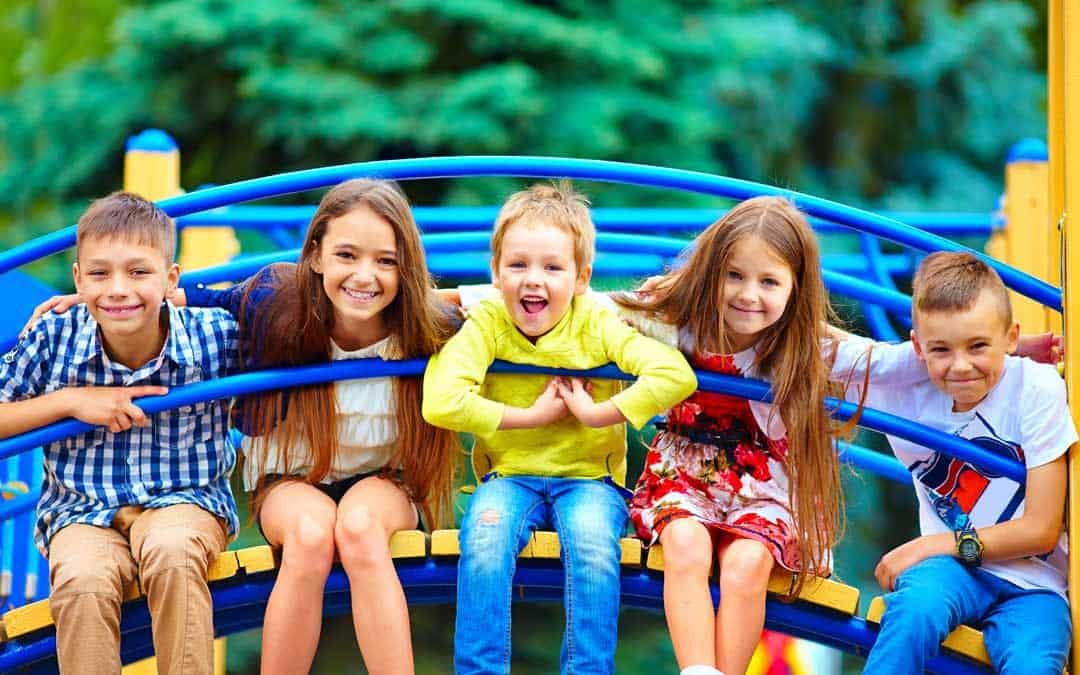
left=629, top=348, right=805, bottom=573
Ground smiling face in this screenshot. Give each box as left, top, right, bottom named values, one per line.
left=720, top=235, right=795, bottom=352
left=912, top=288, right=1019, bottom=412
left=492, top=221, right=591, bottom=341
left=74, top=235, right=179, bottom=347
left=311, top=206, right=401, bottom=348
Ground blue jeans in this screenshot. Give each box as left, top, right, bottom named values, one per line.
left=454, top=475, right=629, bottom=675
left=864, top=556, right=1071, bottom=674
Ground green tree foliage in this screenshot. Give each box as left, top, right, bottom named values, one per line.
left=0, top=0, right=1046, bottom=286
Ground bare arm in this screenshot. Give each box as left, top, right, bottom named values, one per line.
left=0, top=385, right=170, bottom=439
left=874, top=456, right=1066, bottom=590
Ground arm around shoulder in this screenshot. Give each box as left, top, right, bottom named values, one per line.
left=601, top=311, right=696, bottom=429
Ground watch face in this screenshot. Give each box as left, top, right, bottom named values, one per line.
left=958, top=537, right=981, bottom=561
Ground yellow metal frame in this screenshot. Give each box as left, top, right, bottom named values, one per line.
left=1052, top=1, right=1080, bottom=671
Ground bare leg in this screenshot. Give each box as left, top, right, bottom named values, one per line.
left=335, top=476, right=419, bottom=675
left=660, top=519, right=717, bottom=669
left=259, top=482, right=338, bottom=675
left=716, top=538, right=774, bottom=675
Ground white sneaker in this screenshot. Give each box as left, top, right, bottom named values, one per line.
left=679, top=666, right=724, bottom=675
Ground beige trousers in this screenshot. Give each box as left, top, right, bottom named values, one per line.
left=48, top=504, right=228, bottom=675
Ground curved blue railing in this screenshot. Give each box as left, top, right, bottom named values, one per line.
left=177, top=204, right=995, bottom=237
left=0, top=157, right=1059, bottom=311
left=0, top=359, right=1025, bottom=483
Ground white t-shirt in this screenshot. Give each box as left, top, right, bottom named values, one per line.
left=241, top=336, right=399, bottom=491
left=834, top=336, right=1076, bottom=599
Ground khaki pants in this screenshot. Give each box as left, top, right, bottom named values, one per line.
left=48, top=504, right=228, bottom=675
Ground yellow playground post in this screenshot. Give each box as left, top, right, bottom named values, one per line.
left=1051, top=1, right=1080, bottom=671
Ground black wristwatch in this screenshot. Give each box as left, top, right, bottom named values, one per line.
left=954, top=518, right=983, bottom=567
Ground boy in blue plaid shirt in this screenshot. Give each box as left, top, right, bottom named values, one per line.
left=0, top=192, right=240, bottom=675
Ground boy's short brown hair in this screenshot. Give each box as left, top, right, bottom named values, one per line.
left=76, top=191, right=176, bottom=263
left=490, top=181, right=595, bottom=271
left=911, top=251, right=1012, bottom=328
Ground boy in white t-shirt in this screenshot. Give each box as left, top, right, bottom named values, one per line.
left=836, top=251, right=1075, bottom=674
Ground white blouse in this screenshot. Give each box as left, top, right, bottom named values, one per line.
left=241, top=336, right=400, bottom=490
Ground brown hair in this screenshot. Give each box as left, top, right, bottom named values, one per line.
left=490, top=181, right=595, bottom=271
left=235, top=179, right=459, bottom=527
left=76, top=191, right=176, bottom=263
left=618, top=196, right=851, bottom=592
left=912, top=252, right=1012, bottom=328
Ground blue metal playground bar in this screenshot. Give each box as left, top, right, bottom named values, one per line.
left=0, top=157, right=1059, bottom=311
left=0, top=359, right=1026, bottom=484
left=176, top=204, right=995, bottom=237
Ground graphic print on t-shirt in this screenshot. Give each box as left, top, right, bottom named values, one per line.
left=911, top=412, right=1025, bottom=531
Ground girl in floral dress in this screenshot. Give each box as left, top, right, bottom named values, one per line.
left=617, top=196, right=855, bottom=675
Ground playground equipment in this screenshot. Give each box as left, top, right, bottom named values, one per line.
left=0, top=126, right=1061, bottom=674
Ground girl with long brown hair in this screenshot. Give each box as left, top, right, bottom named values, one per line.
left=616, top=196, right=847, bottom=675
left=185, top=179, right=459, bottom=674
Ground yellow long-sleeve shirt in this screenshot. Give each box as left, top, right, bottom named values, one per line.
left=422, top=293, right=696, bottom=485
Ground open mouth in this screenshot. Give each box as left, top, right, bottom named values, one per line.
left=521, top=296, right=548, bottom=315
left=100, top=304, right=142, bottom=317
left=343, top=287, right=379, bottom=302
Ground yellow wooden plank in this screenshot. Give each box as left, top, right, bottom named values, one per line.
left=431, top=529, right=461, bottom=557
left=646, top=545, right=665, bottom=571
left=235, top=545, right=277, bottom=574
left=530, top=531, right=561, bottom=559
left=207, top=551, right=240, bottom=582
left=3, top=599, right=52, bottom=639
left=389, top=530, right=428, bottom=559
left=619, top=538, right=643, bottom=568
left=866, top=595, right=990, bottom=665
left=766, top=570, right=860, bottom=616
left=866, top=596, right=885, bottom=623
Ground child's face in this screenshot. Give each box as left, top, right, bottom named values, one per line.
left=74, top=236, right=179, bottom=343
left=312, top=206, right=401, bottom=347
left=912, top=288, right=1019, bottom=412
left=492, top=221, right=591, bottom=340
left=720, top=235, right=794, bottom=352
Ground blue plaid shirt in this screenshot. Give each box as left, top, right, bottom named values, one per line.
left=0, top=302, right=241, bottom=554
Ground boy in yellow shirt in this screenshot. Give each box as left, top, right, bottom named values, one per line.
left=423, top=182, right=696, bottom=674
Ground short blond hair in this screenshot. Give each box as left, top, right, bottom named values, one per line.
left=490, top=181, right=595, bottom=271
left=912, top=251, right=1012, bottom=327
left=77, top=191, right=176, bottom=263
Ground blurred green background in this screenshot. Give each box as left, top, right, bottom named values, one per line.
left=0, top=0, right=1050, bottom=672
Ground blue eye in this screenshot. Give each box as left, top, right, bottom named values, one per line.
left=727, top=270, right=742, bottom=280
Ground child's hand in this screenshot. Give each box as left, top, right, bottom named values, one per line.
left=557, top=377, right=598, bottom=422
left=636, top=275, right=673, bottom=296
left=874, top=534, right=950, bottom=591
left=1014, top=332, right=1063, bottom=364
left=527, top=378, right=569, bottom=427
left=556, top=377, right=627, bottom=428
left=20, top=294, right=84, bottom=337
left=67, top=386, right=170, bottom=433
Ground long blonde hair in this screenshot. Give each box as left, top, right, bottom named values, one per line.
left=620, top=196, right=853, bottom=590
left=234, top=179, right=459, bottom=527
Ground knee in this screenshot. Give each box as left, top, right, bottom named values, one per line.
left=719, top=542, right=774, bottom=597
left=659, top=521, right=712, bottom=578
left=459, top=507, right=517, bottom=573
left=50, top=558, right=123, bottom=602
left=878, top=586, right=950, bottom=641
left=281, top=513, right=336, bottom=580
left=139, top=527, right=214, bottom=577
left=334, top=506, right=389, bottom=570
